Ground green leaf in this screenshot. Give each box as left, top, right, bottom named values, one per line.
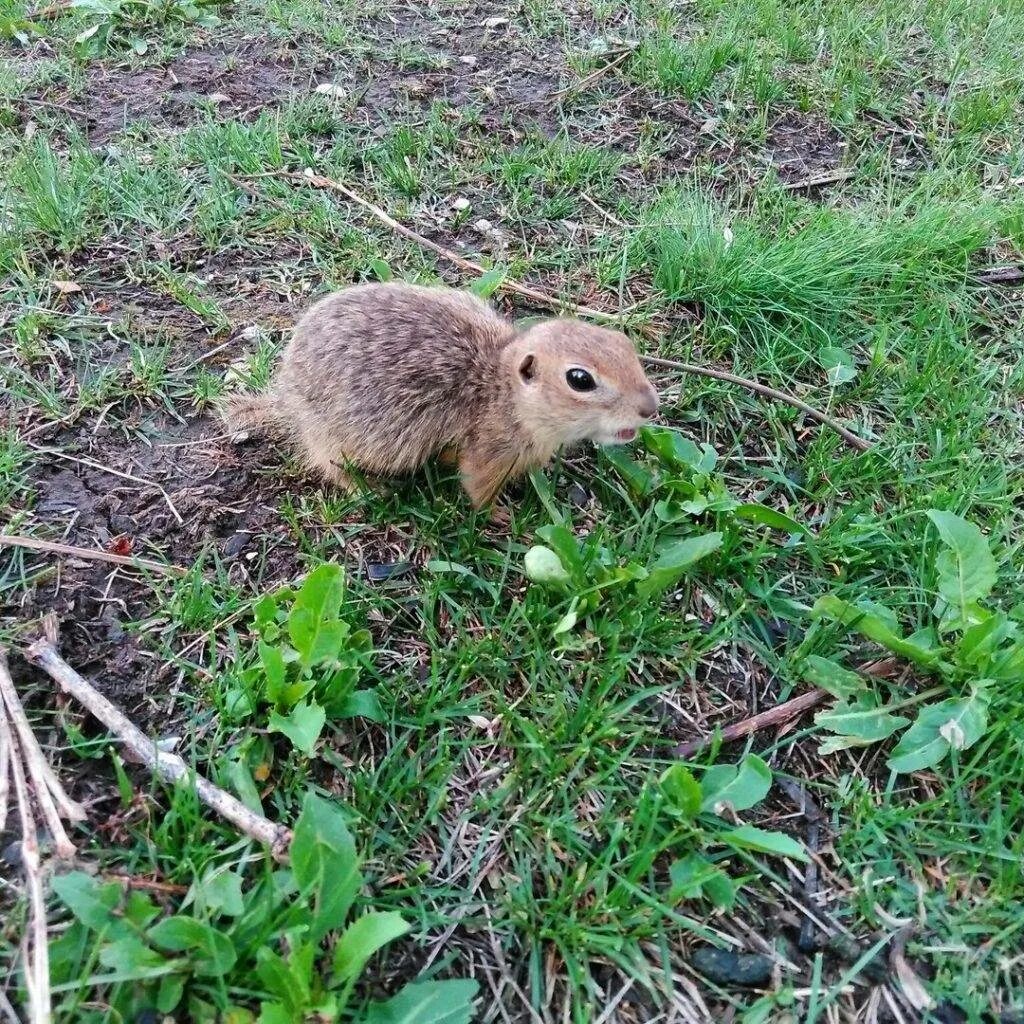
left=362, top=979, right=479, bottom=1024
left=469, top=265, right=506, bottom=298
left=642, top=427, right=716, bottom=473
left=157, top=973, right=185, bottom=1014
left=269, top=700, right=325, bottom=755
left=337, top=688, right=385, bottom=722
left=636, top=532, right=723, bottom=597
left=148, top=916, right=237, bottom=976
left=260, top=641, right=288, bottom=704
left=535, top=524, right=584, bottom=575
left=886, top=692, right=989, bottom=774
left=819, top=346, right=857, bottom=385
left=52, top=872, right=122, bottom=931
left=659, top=765, right=702, bottom=819
left=98, top=936, right=164, bottom=974
left=811, top=595, right=938, bottom=667
left=368, top=257, right=393, bottom=282
left=291, top=793, right=361, bottom=941
left=801, top=656, right=866, bottom=699
left=551, top=598, right=579, bottom=637
left=733, top=503, right=807, bottom=535
left=927, top=510, right=997, bottom=621
left=523, top=546, right=571, bottom=588
left=256, top=947, right=310, bottom=1013
left=700, top=754, right=772, bottom=814
left=199, top=869, right=245, bottom=917
left=667, top=854, right=736, bottom=909
left=814, top=702, right=909, bottom=745
left=288, top=564, right=346, bottom=667
left=720, top=825, right=808, bottom=862
left=259, top=1003, right=293, bottom=1024
left=332, top=911, right=411, bottom=983
left=602, top=447, right=656, bottom=497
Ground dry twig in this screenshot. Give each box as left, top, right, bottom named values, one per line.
left=0, top=652, right=82, bottom=860
left=254, top=170, right=873, bottom=454
left=25, top=626, right=292, bottom=861
left=1, top=534, right=186, bottom=578
left=673, top=688, right=829, bottom=759
left=548, top=49, right=632, bottom=102
left=641, top=356, right=873, bottom=452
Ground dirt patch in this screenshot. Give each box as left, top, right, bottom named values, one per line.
left=43, top=38, right=321, bottom=145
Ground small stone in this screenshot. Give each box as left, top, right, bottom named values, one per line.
left=207, top=92, right=231, bottom=104
left=473, top=218, right=493, bottom=233
left=222, top=532, right=249, bottom=557
left=452, top=197, right=471, bottom=212
left=367, top=561, right=413, bottom=582
left=482, top=16, right=508, bottom=28
left=690, top=947, right=773, bottom=987
left=459, top=55, right=478, bottom=66
left=239, top=325, right=260, bottom=340
left=314, top=82, right=346, bottom=98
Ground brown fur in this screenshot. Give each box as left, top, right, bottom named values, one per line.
left=222, top=282, right=659, bottom=508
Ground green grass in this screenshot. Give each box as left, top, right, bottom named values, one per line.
left=1, top=0, right=1024, bottom=1019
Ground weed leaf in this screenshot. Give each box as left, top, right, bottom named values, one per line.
left=269, top=699, right=325, bottom=755
left=927, top=510, right=997, bottom=620
left=637, top=531, right=722, bottom=597
left=733, top=503, right=807, bottom=534
left=720, top=825, right=808, bottom=862
left=700, top=754, right=772, bottom=814
left=291, top=793, right=361, bottom=941
left=332, top=911, right=411, bottom=982
left=361, top=979, right=479, bottom=1024
left=660, top=764, right=702, bottom=819
left=887, top=692, right=989, bottom=773
left=811, top=595, right=938, bottom=666
left=801, top=656, right=866, bottom=699
left=288, top=564, right=346, bottom=667
left=148, top=916, right=237, bottom=976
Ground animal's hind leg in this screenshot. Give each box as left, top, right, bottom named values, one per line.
left=295, top=421, right=356, bottom=492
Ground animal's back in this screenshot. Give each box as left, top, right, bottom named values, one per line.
left=274, top=283, right=513, bottom=474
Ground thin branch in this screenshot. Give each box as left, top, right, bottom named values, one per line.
left=252, top=170, right=872, bottom=454
left=0, top=708, right=8, bottom=836
left=779, top=168, right=855, bottom=191
left=548, top=48, right=632, bottom=102
left=0, top=651, right=81, bottom=859
left=247, top=171, right=642, bottom=326
left=975, top=265, right=1024, bottom=286
left=641, top=356, right=873, bottom=452
left=25, top=634, right=293, bottom=861
left=26, top=444, right=183, bottom=525
left=5, top=713, right=50, bottom=1024
left=673, top=688, right=829, bottom=759
left=0, top=534, right=186, bottom=578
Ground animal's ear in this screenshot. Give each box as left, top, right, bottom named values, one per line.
left=518, top=353, right=537, bottom=383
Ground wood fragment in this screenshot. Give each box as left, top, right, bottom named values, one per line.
left=548, top=49, right=632, bottom=102
left=0, top=651, right=81, bottom=860
left=252, top=170, right=641, bottom=326
left=641, top=356, right=873, bottom=453
left=255, top=170, right=873, bottom=453
left=5, top=710, right=50, bottom=1024
left=975, top=265, right=1024, bottom=285
left=780, top=168, right=854, bottom=191
left=674, top=688, right=829, bottom=759
left=0, top=534, right=186, bottom=577
left=25, top=633, right=292, bottom=861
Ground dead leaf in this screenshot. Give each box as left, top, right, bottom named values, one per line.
left=107, top=536, right=133, bottom=557
left=892, top=942, right=935, bottom=1011
left=482, top=16, right=508, bottom=28
left=51, top=279, right=82, bottom=294
left=314, top=82, right=346, bottom=98
left=207, top=92, right=231, bottom=104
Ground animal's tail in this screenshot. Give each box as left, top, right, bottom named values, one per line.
left=219, top=392, right=279, bottom=434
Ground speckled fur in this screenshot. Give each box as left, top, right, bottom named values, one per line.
left=223, top=283, right=658, bottom=508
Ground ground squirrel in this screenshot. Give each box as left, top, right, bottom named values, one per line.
left=223, top=282, right=659, bottom=508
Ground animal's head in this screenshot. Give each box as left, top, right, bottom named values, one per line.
left=505, top=319, right=659, bottom=454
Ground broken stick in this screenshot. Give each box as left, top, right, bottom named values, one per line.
left=25, top=634, right=293, bottom=861
left=0, top=533, right=186, bottom=578
left=0, top=650, right=83, bottom=859
left=673, top=688, right=828, bottom=759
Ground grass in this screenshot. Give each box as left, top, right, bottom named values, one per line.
left=1, top=0, right=1024, bottom=1020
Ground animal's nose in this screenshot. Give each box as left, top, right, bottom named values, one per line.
left=638, top=389, right=659, bottom=419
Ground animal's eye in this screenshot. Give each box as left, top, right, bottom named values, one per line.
left=566, top=368, right=597, bottom=392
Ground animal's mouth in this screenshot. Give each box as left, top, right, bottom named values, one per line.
left=615, top=428, right=637, bottom=442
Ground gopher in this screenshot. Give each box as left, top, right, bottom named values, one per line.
left=223, top=282, right=659, bottom=508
